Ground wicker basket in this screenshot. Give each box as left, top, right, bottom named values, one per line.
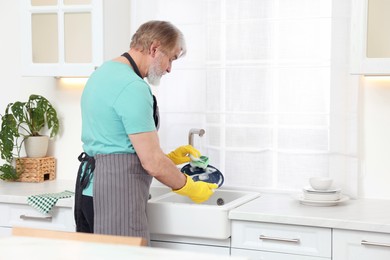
left=15, top=157, right=56, bottom=182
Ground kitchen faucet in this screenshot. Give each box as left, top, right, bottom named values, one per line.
left=188, top=128, right=205, bottom=147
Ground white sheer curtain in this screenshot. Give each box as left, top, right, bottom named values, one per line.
left=131, top=0, right=358, bottom=196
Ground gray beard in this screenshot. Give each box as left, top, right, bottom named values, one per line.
left=147, top=72, right=161, bottom=86
left=147, top=58, right=163, bottom=86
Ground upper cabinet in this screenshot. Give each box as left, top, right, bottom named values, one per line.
left=21, top=0, right=103, bottom=77
left=350, top=0, right=390, bottom=75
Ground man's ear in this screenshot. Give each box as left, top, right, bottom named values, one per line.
left=149, top=40, right=161, bottom=57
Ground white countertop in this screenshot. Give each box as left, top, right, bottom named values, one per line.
left=2, top=180, right=390, bottom=235
left=0, top=236, right=247, bottom=260
left=229, top=193, right=390, bottom=234
left=0, top=179, right=75, bottom=207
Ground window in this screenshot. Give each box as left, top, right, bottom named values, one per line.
left=131, top=0, right=358, bottom=195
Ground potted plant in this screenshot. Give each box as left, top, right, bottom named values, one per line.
left=0, top=94, right=60, bottom=180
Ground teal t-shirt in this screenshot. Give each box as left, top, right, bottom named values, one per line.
left=80, top=61, right=156, bottom=196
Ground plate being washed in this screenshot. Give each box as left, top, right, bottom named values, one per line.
left=181, top=164, right=224, bottom=188
left=296, top=194, right=349, bottom=207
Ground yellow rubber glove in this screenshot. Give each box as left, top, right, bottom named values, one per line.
left=173, top=175, right=218, bottom=203
left=166, top=145, right=201, bottom=165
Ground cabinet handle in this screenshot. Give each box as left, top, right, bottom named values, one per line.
left=361, top=240, right=390, bottom=248
left=259, top=235, right=300, bottom=244
left=20, top=215, right=53, bottom=222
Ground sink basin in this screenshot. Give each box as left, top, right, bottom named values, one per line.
left=148, top=185, right=172, bottom=200
left=155, top=189, right=255, bottom=206
left=147, top=188, right=260, bottom=239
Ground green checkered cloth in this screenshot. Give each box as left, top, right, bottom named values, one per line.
left=27, top=190, right=75, bottom=214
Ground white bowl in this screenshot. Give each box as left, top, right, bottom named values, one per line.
left=309, top=177, right=333, bottom=191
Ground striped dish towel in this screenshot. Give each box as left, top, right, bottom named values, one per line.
left=27, top=190, right=75, bottom=214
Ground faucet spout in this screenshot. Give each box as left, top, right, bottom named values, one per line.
left=188, top=128, right=205, bottom=147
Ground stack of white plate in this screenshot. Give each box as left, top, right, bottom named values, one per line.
left=298, top=186, right=349, bottom=206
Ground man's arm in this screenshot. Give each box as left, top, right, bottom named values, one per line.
left=129, top=131, right=186, bottom=190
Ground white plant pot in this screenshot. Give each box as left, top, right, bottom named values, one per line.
left=24, top=135, right=49, bottom=158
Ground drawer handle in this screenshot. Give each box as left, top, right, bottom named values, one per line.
left=259, top=235, right=300, bottom=244
left=361, top=240, right=390, bottom=248
left=20, top=215, right=53, bottom=222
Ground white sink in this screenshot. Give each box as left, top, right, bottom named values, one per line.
left=147, top=188, right=260, bottom=239
left=148, top=185, right=172, bottom=200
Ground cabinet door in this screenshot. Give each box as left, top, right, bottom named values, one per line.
left=350, top=0, right=390, bottom=75
left=151, top=241, right=230, bottom=256
left=0, top=227, right=12, bottom=237
left=21, top=0, right=103, bottom=77
left=232, top=221, right=331, bottom=258
left=333, top=229, right=390, bottom=260
left=0, top=203, right=75, bottom=232
left=231, top=248, right=330, bottom=260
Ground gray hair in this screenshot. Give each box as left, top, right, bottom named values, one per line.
left=130, top=20, right=186, bottom=57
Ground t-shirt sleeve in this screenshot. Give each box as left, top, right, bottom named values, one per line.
left=113, top=80, right=156, bottom=135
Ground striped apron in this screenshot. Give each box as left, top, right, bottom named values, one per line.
left=75, top=94, right=159, bottom=243
left=93, top=153, right=153, bottom=242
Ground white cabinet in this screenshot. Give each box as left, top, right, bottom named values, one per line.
left=350, top=0, right=390, bottom=75
left=20, top=0, right=103, bottom=77
left=0, top=227, right=11, bottom=237
left=333, top=229, right=390, bottom=260
left=231, top=248, right=327, bottom=260
left=231, top=221, right=331, bottom=260
left=0, top=202, right=75, bottom=237
left=150, top=234, right=230, bottom=256
left=151, top=241, right=230, bottom=255
left=20, top=0, right=132, bottom=77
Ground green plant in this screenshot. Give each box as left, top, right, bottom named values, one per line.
left=0, top=94, right=60, bottom=180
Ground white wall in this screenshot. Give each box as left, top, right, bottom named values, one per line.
left=361, top=77, right=390, bottom=198
left=1, top=1, right=390, bottom=199
left=0, top=1, right=83, bottom=181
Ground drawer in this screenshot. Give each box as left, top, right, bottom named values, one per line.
left=231, top=248, right=330, bottom=260
left=333, top=229, right=390, bottom=260
left=0, top=203, right=75, bottom=232
left=231, top=221, right=331, bottom=258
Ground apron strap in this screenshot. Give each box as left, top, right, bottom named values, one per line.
left=77, top=152, right=95, bottom=190
left=121, top=52, right=160, bottom=129
left=74, top=152, right=95, bottom=231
